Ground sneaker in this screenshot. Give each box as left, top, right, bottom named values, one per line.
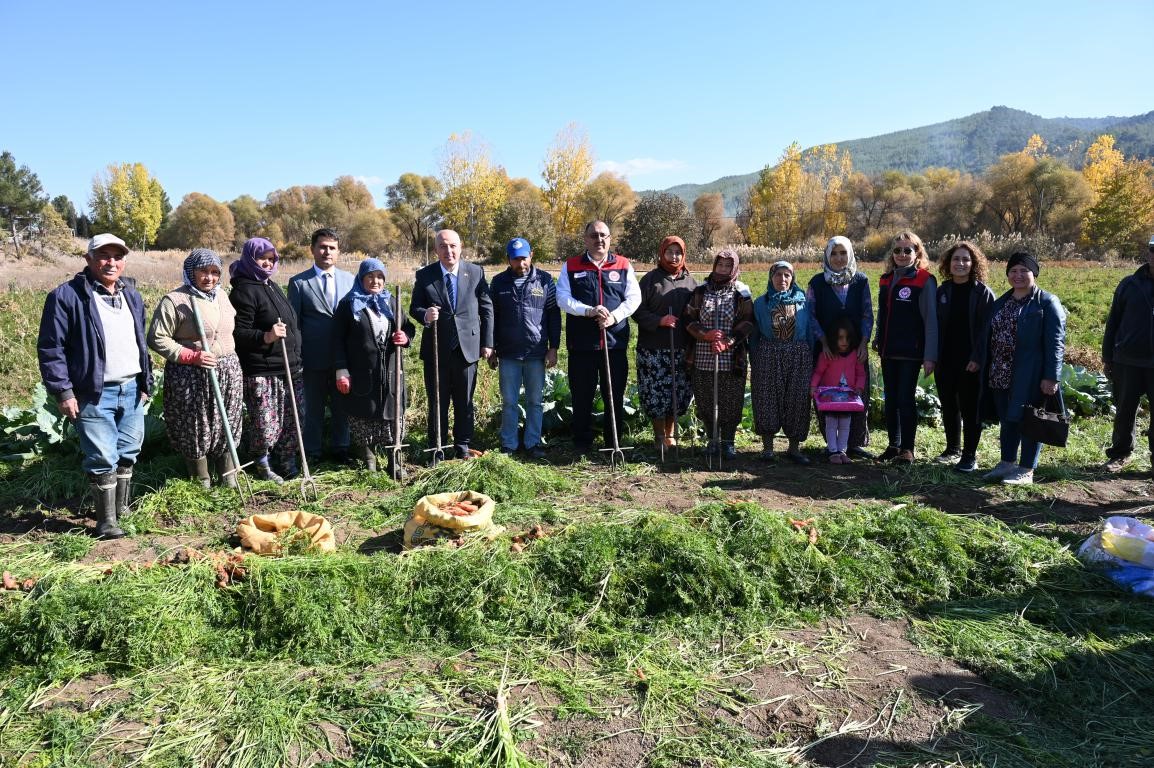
left=954, top=454, right=977, bottom=473
left=1102, top=456, right=1130, bottom=474
left=877, top=446, right=900, bottom=462
left=892, top=449, right=914, bottom=464
left=1002, top=467, right=1034, bottom=485
left=982, top=460, right=1017, bottom=481
left=935, top=449, right=962, bottom=464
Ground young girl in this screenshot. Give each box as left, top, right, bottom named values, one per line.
left=811, top=318, right=866, bottom=464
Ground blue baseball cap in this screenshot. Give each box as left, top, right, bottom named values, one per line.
left=506, top=238, right=532, bottom=258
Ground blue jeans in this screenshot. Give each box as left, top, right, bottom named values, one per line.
left=991, top=389, right=1042, bottom=468
left=499, top=357, right=546, bottom=450
left=76, top=379, right=145, bottom=475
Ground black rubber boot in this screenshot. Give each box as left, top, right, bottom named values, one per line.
left=359, top=445, right=378, bottom=472
left=186, top=457, right=212, bottom=489
left=90, top=472, right=124, bottom=539
left=253, top=460, right=285, bottom=485
left=215, top=454, right=240, bottom=490
left=385, top=451, right=407, bottom=481
left=115, top=465, right=133, bottom=516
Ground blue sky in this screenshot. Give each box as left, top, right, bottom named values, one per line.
left=6, top=0, right=1152, bottom=213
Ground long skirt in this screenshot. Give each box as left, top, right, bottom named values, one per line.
left=349, top=416, right=398, bottom=448
left=163, top=354, right=244, bottom=460
left=692, top=367, right=747, bottom=442
left=636, top=348, right=693, bottom=420
left=751, top=338, right=811, bottom=442
left=243, top=373, right=304, bottom=468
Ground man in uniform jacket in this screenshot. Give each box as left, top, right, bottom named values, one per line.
left=489, top=237, right=561, bottom=458
left=408, top=229, right=494, bottom=460
left=287, top=227, right=355, bottom=462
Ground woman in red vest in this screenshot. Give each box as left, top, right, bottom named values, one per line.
left=872, top=231, right=938, bottom=464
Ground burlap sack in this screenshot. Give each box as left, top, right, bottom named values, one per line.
left=403, top=491, right=501, bottom=549
left=236, top=510, right=336, bottom=555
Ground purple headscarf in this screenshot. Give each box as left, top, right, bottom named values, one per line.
left=229, top=237, right=280, bottom=283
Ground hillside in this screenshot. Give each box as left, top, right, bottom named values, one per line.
left=657, top=106, right=1154, bottom=214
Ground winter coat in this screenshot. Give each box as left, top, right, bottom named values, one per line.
left=229, top=275, right=303, bottom=377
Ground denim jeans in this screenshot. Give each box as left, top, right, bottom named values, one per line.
left=499, top=357, right=546, bottom=450
left=991, top=388, right=1042, bottom=468
left=76, top=379, right=146, bottom=475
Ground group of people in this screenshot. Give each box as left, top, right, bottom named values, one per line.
left=35, top=223, right=1154, bottom=539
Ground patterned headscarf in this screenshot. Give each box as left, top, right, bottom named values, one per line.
left=657, top=236, right=687, bottom=275
left=822, top=236, right=858, bottom=286
left=229, top=237, right=279, bottom=283
left=708, top=249, right=741, bottom=286
left=183, top=249, right=222, bottom=299
left=766, top=260, right=805, bottom=307
left=349, top=258, right=395, bottom=322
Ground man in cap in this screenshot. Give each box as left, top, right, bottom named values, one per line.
left=1101, top=234, right=1154, bottom=474
left=488, top=238, right=561, bottom=459
left=37, top=234, right=153, bottom=539
left=556, top=220, right=641, bottom=453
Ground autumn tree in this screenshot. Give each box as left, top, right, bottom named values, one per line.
left=437, top=132, right=508, bottom=254
left=89, top=162, right=166, bottom=248
left=50, top=195, right=78, bottom=233
left=386, top=173, right=443, bottom=250
left=1082, top=135, right=1125, bottom=201
left=746, top=143, right=806, bottom=245
left=578, top=172, right=637, bottom=228
left=1083, top=159, right=1154, bottom=254
left=157, top=192, right=235, bottom=251
left=228, top=195, right=265, bottom=249
left=328, top=175, right=376, bottom=212
left=491, top=191, right=557, bottom=263
left=541, top=122, right=594, bottom=239
left=618, top=193, right=701, bottom=262
left=0, top=151, right=47, bottom=230
left=692, top=193, right=725, bottom=250
left=344, top=209, right=400, bottom=255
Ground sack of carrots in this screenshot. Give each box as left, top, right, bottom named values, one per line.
left=404, top=490, right=502, bottom=549
left=237, top=510, right=337, bottom=555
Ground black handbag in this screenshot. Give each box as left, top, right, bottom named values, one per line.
left=1020, top=392, right=1069, bottom=448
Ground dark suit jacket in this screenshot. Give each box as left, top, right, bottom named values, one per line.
left=408, top=261, right=494, bottom=365
left=287, top=266, right=355, bottom=370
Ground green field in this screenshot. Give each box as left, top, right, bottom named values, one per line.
left=1, top=262, right=1152, bottom=767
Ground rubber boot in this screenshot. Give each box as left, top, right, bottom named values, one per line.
left=385, top=451, right=407, bottom=481
left=115, top=465, right=133, bottom=517
left=90, top=472, right=124, bottom=539
left=253, top=458, right=285, bottom=485
left=186, top=457, right=212, bottom=489
left=359, top=445, right=378, bottom=472
left=215, top=454, right=239, bottom=490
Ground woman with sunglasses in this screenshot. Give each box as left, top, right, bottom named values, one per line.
left=872, top=232, right=938, bottom=464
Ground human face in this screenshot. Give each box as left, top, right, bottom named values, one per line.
left=361, top=270, right=385, bottom=294
left=508, top=255, right=532, bottom=277
left=661, top=243, right=684, bottom=268
left=311, top=237, right=339, bottom=270
left=255, top=253, right=277, bottom=271
left=584, top=222, right=611, bottom=260
left=891, top=239, right=918, bottom=268
left=1007, top=265, right=1036, bottom=294
left=194, top=266, right=221, bottom=292
left=950, top=248, right=973, bottom=283
left=828, top=244, right=849, bottom=271
left=436, top=230, right=462, bottom=271
left=713, top=258, right=734, bottom=279
left=771, top=268, right=793, bottom=292
left=85, top=245, right=127, bottom=289
left=836, top=328, right=851, bottom=354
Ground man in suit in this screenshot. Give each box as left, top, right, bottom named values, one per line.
left=287, top=227, right=355, bottom=463
left=409, top=229, right=494, bottom=460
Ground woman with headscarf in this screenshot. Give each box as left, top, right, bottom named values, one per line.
left=229, top=237, right=304, bottom=484
left=683, top=249, right=754, bottom=459
left=147, top=249, right=243, bottom=488
left=331, top=258, right=415, bottom=478
left=750, top=261, right=814, bottom=463
left=806, top=236, right=874, bottom=457
left=979, top=252, right=1066, bottom=486
left=632, top=235, right=697, bottom=452
left=873, top=231, right=938, bottom=464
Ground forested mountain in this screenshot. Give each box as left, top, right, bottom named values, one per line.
left=658, top=106, right=1154, bottom=213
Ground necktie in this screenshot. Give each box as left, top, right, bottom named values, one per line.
left=324, top=273, right=335, bottom=310
left=445, top=273, right=456, bottom=311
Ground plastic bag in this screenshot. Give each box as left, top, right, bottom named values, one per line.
left=1077, top=516, right=1154, bottom=597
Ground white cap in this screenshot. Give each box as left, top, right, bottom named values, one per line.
left=87, top=233, right=129, bottom=257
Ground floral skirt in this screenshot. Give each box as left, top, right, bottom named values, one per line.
left=349, top=416, right=398, bottom=448
left=163, top=354, right=244, bottom=460
left=636, top=348, right=693, bottom=420
left=243, top=373, right=304, bottom=467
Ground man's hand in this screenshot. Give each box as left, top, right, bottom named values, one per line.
left=545, top=348, right=558, bottom=369
left=60, top=397, right=79, bottom=421
left=658, top=314, right=678, bottom=329
left=481, top=347, right=494, bottom=360
left=425, top=306, right=439, bottom=324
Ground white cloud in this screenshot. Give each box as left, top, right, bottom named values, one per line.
left=355, top=175, right=385, bottom=187
left=593, top=158, right=687, bottom=179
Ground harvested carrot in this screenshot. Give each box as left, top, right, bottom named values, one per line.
left=2, top=571, right=17, bottom=591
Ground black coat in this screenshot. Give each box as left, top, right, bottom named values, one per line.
left=229, top=276, right=302, bottom=376
left=331, top=296, right=416, bottom=421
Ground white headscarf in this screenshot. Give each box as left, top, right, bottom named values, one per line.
left=822, top=236, right=858, bottom=286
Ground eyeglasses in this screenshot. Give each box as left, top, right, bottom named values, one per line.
left=586, top=232, right=610, bottom=241
left=892, top=246, right=917, bottom=256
